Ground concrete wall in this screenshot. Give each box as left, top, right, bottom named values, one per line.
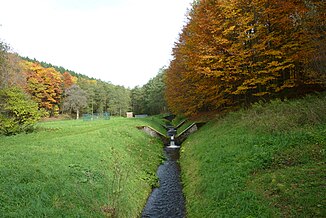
left=176, top=123, right=198, bottom=145
left=138, top=126, right=169, bottom=145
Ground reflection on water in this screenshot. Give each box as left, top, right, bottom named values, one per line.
left=142, top=147, right=185, bottom=218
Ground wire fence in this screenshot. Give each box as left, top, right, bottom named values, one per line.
left=82, top=112, right=110, bottom=121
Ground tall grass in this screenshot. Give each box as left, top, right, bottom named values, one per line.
left=0, top=117, right=163, bottom=217
left=180, top=93, right=326, bottom=217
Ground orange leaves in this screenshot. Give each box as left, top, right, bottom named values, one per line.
left=22, top=60, right=63, bottom=115
left=165, top=0, right=325, bottom=116
left=62, top=72, right=76, bottom=90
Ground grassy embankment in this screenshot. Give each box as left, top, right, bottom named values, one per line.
left=181, top=93, right=326, bottom=217
left=0, top=117, right=165, bottom=217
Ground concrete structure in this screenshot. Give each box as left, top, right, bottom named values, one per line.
left=126, top=112, right=133, bottom=118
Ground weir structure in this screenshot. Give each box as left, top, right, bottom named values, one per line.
left=140, top=115, right=206, bottom=217
left=167, top=127, right=178, bottom=148
left=138, top=120, right=205, bottom=147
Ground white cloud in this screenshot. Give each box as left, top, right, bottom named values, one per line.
left=0, top=0, right=192, bottom=87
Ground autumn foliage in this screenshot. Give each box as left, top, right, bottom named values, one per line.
left=22, top=61, right=67, bottom=116
left=165, top=0, right=326, bottom=116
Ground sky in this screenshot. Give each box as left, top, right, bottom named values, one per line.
left=0, top=0, right=193, bottom=88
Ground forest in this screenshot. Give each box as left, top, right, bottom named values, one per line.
left=165, top=0, right=325, bottom=116
left=0, top=1, right=325, bottom=217
left=0, top=42, right=167, bottom=135
left=1, top=0, right=325, bottom=135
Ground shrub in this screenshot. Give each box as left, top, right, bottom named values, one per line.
left=0, top=87, right=44, bottom=135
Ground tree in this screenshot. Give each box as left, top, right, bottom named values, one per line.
left=93, top=81, right=109, bottom=114
left=0, top=42, right=25, bottom=89
left=107, top=85, right=131, bottom=116
left=77, top=78, right=99, bottom=115
left=0, top=41, right=9, bottom=88
left=23, top=61, right=63, bottom=116
left=131, top=86, right=145, bottom=114
left=0, top=87, right=44, bottom=135
left=131, top=68, right=168, bottom=115
left=166, top=2, right=230, bottom=115
left=165, top=0, right=325, bottom=116
left=62, top=85, right=87, bottom=119
left=143, top=68, right=167, bottom=115
left=62, top=71, right=76, bottom=90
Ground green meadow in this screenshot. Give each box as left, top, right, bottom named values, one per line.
left=0, top=118, right=164, bottom=217
left=1, top=93, right=325, bottom=218
left=180, top=93, right=326, bottom=217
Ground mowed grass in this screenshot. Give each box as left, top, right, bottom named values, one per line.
left=0, top=117, right=163, bottom=217
left=180, top=93, right=326, bottom=217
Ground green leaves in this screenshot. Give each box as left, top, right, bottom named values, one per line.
left=0, top=87, right=43, bottom=135
left=131, top=68, right=167, bottom=115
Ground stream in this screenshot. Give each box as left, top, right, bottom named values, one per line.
left=141, top=146, right=185, bottom=217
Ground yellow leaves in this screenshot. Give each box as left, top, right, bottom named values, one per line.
left=256, top=77, right=276, bottom=85
left=23, top=60, right=63, bottom=113
left=224, top=25, right=236, bottom=33
left=199, top=55, right=218, bottom=66
left=235, top=85, right=249, bottom=94
left=253, top=92, right=269, bottom=97
left=213, top=36, right=230, bottom=45
left=89, top=80, right=97, bottom=85
left=264, top=50, right=283, bottom=59
left=276, top=80, right=296, bottom=92
left=268, top=61, right=280, bottom=67
left=165, top=0, right=324, bottom=116
left=72, top=76, right=78, bottom=84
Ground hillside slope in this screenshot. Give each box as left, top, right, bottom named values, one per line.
left=180, top=93, right=326, bottom=217
left=0, top=118, right=163, bottom=217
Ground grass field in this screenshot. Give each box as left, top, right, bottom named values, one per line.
left=180, top=93, right=326, bottom=217
left=0, top=117, right=163, bottom=217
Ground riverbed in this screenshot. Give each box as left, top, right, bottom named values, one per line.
left=142, top=147, right=185, bottom=217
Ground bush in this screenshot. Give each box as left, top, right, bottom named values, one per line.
left=0, top=87, right=44, bottom=135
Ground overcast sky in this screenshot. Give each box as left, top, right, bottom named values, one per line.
left=0, top=0, right=192, bottom=88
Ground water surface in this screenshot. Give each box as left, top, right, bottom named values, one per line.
left=142, top=147, right=185, bottom=218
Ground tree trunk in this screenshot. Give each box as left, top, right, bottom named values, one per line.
left=76, top=109, right=79, bottom=120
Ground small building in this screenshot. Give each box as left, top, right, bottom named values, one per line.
left=126, top=112, right=133, bottom=118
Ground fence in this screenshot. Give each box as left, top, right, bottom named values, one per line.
left=135, top=114, right=148, bottom=118
left=83, top=112, right=110, bottom=121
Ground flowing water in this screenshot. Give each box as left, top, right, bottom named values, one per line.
left=142, top=147, right=185, bottom=218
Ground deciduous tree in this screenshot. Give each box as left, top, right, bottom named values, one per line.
left=22, top=61, right=63, bottom=116
left=0, top=43, right=25, bottom=89
left=62, top=84, right=87, bottom=119
left=165, top=0, right=325, bottom=116
left=0, top=87, right=44, bottom=135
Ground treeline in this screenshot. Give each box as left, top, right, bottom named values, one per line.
left=21, top=57, right=132, bottom=117
left=0, top=40, right=167, bottom=134
left=0, top=51, right=132, bottom=118
left=131, top=67, right=167, bottom=115
left=165, top=0, right=326, bottom=116
left=20, top=57, right=168, bottom=117
left=21, top=56, right=93, bottom=80
left=0, top=43, right=130, bottom=134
